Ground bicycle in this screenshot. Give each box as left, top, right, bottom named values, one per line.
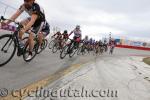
left=51, top=38, right=64, bottom=53
left=77, top=41, right=87, bottom=55
left=36, top=38, right=48, bottom=54
left=60, top=38, right=79, bottom=59
left=109, top=45, right=115, bottom=54
left=48, top=36, right=55, bottom=49
left=0, top=16, right=31, bottom=66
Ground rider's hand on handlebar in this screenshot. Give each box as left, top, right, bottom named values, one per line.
left=0, top=21, right=8, bottom=27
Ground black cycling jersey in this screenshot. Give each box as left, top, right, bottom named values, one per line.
left=42, top=22, right=50, bottom=34
left=19, top=2, right=45, bottom=27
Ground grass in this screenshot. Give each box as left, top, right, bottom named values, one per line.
left=143, top=57, right=150, bottom=65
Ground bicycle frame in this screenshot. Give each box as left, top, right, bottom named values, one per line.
left=1, top=29, right=22, bottom=53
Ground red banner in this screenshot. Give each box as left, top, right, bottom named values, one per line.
left=116, top=45, right=150, bottom=51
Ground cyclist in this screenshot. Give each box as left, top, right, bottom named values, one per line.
left=88, top=38, right=93, bottom=50
left=83, top=35, right=89, bottom=49
left=52, top=31, right=62, bottom=40
left=109, top=38, right=116, bottom=54
left=52, top=31, right=62, bottom=48
left=61, top=30, right=69, bottom=48
left=83, top=35, right=89, bottom=44
left=2, top=0, right=48, bottom=60
left=69, top=25, right=82, bottom=48
left=38, top=22, right=50, bottom=50
left=62, top=30, right=69, bottom=42
left=92, top=39, right=96, bottom=50
left=103, top=38, right=108, bottom=52
left=99, top=40, right=103, bottom=47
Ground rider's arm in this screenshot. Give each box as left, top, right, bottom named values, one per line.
left=53, top=32, right=58, bottom=37
left=5, top=5, right=25, bottom=24
left=23, top=14, right=38, bottom=32
left=23, top=3, right=41, bottom=32
left=80, top=32, right=82, bottom=39
left=69, top=30, right=74, bottom=36
left=5, top=9, right=23, bottom=25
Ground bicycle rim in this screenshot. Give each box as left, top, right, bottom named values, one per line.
left=0, top=34, right=16, bottom=67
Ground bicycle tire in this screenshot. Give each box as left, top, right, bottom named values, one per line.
left=0, top=34, right=16, bottom=67
left=60, top=45, right=68, bottom=59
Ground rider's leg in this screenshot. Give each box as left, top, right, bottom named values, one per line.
left=28, top=32, right=34, bottom=55
left=19, top=17, right=30, bottom=40
left=38, top=32, right=44, bottom=48
left=36, top=22, right=45, bottom=48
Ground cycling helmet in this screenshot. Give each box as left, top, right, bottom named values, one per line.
left=85, top=35, right=88, bottom=39
left=64, top=30, right=68, bottom=34
left=76, top=25, right=80, bottom=29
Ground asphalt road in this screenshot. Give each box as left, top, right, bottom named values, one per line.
left=0, top=46, right=94, bottom=92
left=25, top=48, right=150, bottom=100
left=0, top=43, right=150, bottom=99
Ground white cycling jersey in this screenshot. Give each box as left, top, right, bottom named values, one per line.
left=72, top=29, right=81, bottom=38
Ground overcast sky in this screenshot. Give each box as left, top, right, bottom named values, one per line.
left=0, top=0, right=150, bottom=41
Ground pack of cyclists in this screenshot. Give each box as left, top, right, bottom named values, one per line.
left=0, top=0, right=116, bottom=66
left=49, top=25, right=116, bottom=56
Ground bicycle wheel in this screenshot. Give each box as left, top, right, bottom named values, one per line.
left=77, top=47, right=81, bottom=55
left=111, top=47, right=114, bottom=54
left=69, top=45, right=78, bottom=58
left=43, top=39, right=48, bottom=49
left=81, top=46, right=86, bottom=55
left=23, top=42, right=38, bottom=62
left=60, top=45, right=69, bottom=59
left=52, top=42, right=59, bottom=53
left=0, top=34, right=16, bottom=67
left=17, top=36, right=29, bottom=57
left=36, top=39, right=46, bottom=54
left=109, top=47, right=114, bottom=54
left=48, top=40, right=55, bottom=49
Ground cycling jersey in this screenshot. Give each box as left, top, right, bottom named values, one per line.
left=109, top=40, right=116, bottom=47
left=42, top=22, right=50, bottom=36
left=70, top=29, right=81, bottom=38
left=19, top=2, right=45, bottom=28
left=84, top=38, right=89, bottom=44
left=99, top=41, right=103, bottom=46
left=53, top=32, right=62, bottom=39
left=89, top=39, right=92, bottom=44
left=62, top=33, right=69, bottom=39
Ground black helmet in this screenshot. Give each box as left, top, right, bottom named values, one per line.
left=64, top=30, right=68, bottom=34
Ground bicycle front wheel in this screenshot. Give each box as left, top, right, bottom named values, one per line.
left=60, top=45, right=68, bottom=59
left=0, top=34, right=16, bottom=67
left=48, top=40, right=55, bottom=49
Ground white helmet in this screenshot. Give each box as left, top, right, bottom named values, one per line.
left=76, top=25, right=80, bottom=29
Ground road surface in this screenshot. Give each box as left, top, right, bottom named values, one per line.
left=0, top=45, right=150, bottom=100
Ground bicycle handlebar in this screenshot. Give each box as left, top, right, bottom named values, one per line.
left=0, top=16, right=21, bottom=26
